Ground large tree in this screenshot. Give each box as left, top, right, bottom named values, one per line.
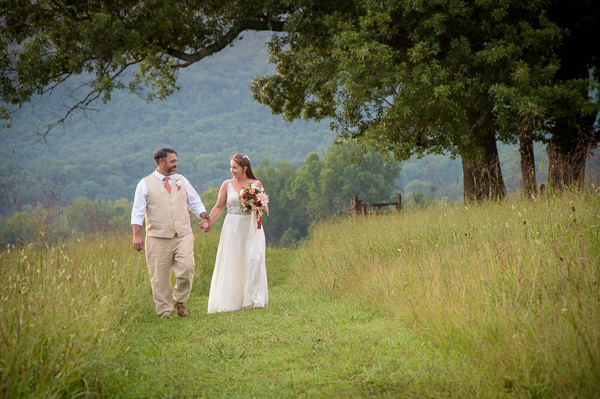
left=544, top=0, right=600, bottom=189
left=250, top=0, right=568, bottom=201
left=492, top=0, right=600, bottom=192
left=1, top=0, right=597, bottom=199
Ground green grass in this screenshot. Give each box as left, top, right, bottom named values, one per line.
left=2, top=191, right=599, bottom=398
left=111, top=285, right=483, bottom=398
left=295, top=191, right=600, bottom=397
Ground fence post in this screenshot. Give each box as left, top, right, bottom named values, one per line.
left=396, top=193, right=402, bottom=211
left=351, top=197, right=360, bottom=216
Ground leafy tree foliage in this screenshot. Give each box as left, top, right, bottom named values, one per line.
left=251, top=0, right=591, bottom=200
left=0, top=0, right=288, bottom=133
left=253, top=159, right=303, bottom=245
left=403, top=179, right=438, bottom=207
left=256, top=140, right=401, bottom=244
left=491, top=0, right=600, bottom=191
left=543, top=0, right=600, bottom=188
left=1, top=0, right=597, bottom=202
left=0, top=210, right=42, bottom=245
left=65, top=197, right=132, bottom=235
left=0, top=196, right=133, bottom=246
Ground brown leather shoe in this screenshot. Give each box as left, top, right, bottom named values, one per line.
left=175, top=302, right=188, bottom=317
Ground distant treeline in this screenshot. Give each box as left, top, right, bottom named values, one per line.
left=1, top=141, right=403, bottom=246
left=3, top=138, right=598, bottom=247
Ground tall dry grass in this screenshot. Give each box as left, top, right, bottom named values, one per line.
left=0, top=231, right=148, bottom=397
left=0, top=226, right=220, bottom=398
left=296, top=190, right=600, bottom=396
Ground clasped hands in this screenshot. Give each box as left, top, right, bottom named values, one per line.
left=199, top=217, right=211, bottom=233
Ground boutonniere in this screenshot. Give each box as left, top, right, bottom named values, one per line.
left=175, top=178, right=182, bottom=191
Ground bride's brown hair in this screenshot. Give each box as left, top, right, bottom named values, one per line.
left=232, top=153, right=257, bottom=180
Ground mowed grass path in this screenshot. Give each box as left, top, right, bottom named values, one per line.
left=113, top=251, right=490, bottom=398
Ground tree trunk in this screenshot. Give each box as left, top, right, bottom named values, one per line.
left=519, top=131, right=537, bottom=196
left=461, top=128, right=507, bottom=203
left=547, top=116, right=597, bottom=190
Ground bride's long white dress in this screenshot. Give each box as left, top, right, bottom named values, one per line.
left=207, top=180, right=268, bottom=313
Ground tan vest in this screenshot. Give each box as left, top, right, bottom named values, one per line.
left=144, top=173, right=193, bottom=238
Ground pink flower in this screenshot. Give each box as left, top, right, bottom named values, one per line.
left=257, top=193, right=269, bottom=205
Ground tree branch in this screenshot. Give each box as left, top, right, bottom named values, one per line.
left=166, top=18, right=286, bottom=68
left=36, top=60, right=141, bottom=138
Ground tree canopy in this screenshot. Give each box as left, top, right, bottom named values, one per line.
left=251, top=0, right=599, bottom=198
left=1, top=0, right=598, bottom=200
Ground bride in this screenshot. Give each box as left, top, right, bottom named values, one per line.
left=205, top=153, right=268, bottom=313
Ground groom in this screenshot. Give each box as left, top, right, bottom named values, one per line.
left=131, top=148, right=210, bottom=319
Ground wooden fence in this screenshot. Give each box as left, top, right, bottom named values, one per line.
left=350, top=194, right=402, bottom=215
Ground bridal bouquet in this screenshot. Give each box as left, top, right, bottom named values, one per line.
left=239, top=183, right=269, bottom=229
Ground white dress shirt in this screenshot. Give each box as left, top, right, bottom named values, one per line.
left=131, top=170, right=207, bottom=226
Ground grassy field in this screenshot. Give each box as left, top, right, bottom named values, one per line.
left=1, top=191, right=599, bottom=398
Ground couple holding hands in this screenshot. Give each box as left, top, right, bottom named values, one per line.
left=131, top=148, right=268, bottom=318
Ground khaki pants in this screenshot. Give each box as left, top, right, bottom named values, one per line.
left=145, top=233, right=195, bottom=316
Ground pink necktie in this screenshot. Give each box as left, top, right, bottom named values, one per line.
left=163, top=177, right=171, bottom=194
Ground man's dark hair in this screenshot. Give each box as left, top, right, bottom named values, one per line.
left=154, top=148, right=177, bottom=165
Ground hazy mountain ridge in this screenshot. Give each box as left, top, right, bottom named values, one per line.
left=2, top=33, right=338, bottom=199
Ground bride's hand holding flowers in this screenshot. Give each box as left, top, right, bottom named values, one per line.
left=239, top=182, right=269, bottom=229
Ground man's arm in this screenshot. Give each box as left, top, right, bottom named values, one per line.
left=131, top=179, right=147, bottom=251
left=183, top=176, right=209, bottom=221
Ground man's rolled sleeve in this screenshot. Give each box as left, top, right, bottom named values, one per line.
left=131, top=179, right=147, bottom=226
